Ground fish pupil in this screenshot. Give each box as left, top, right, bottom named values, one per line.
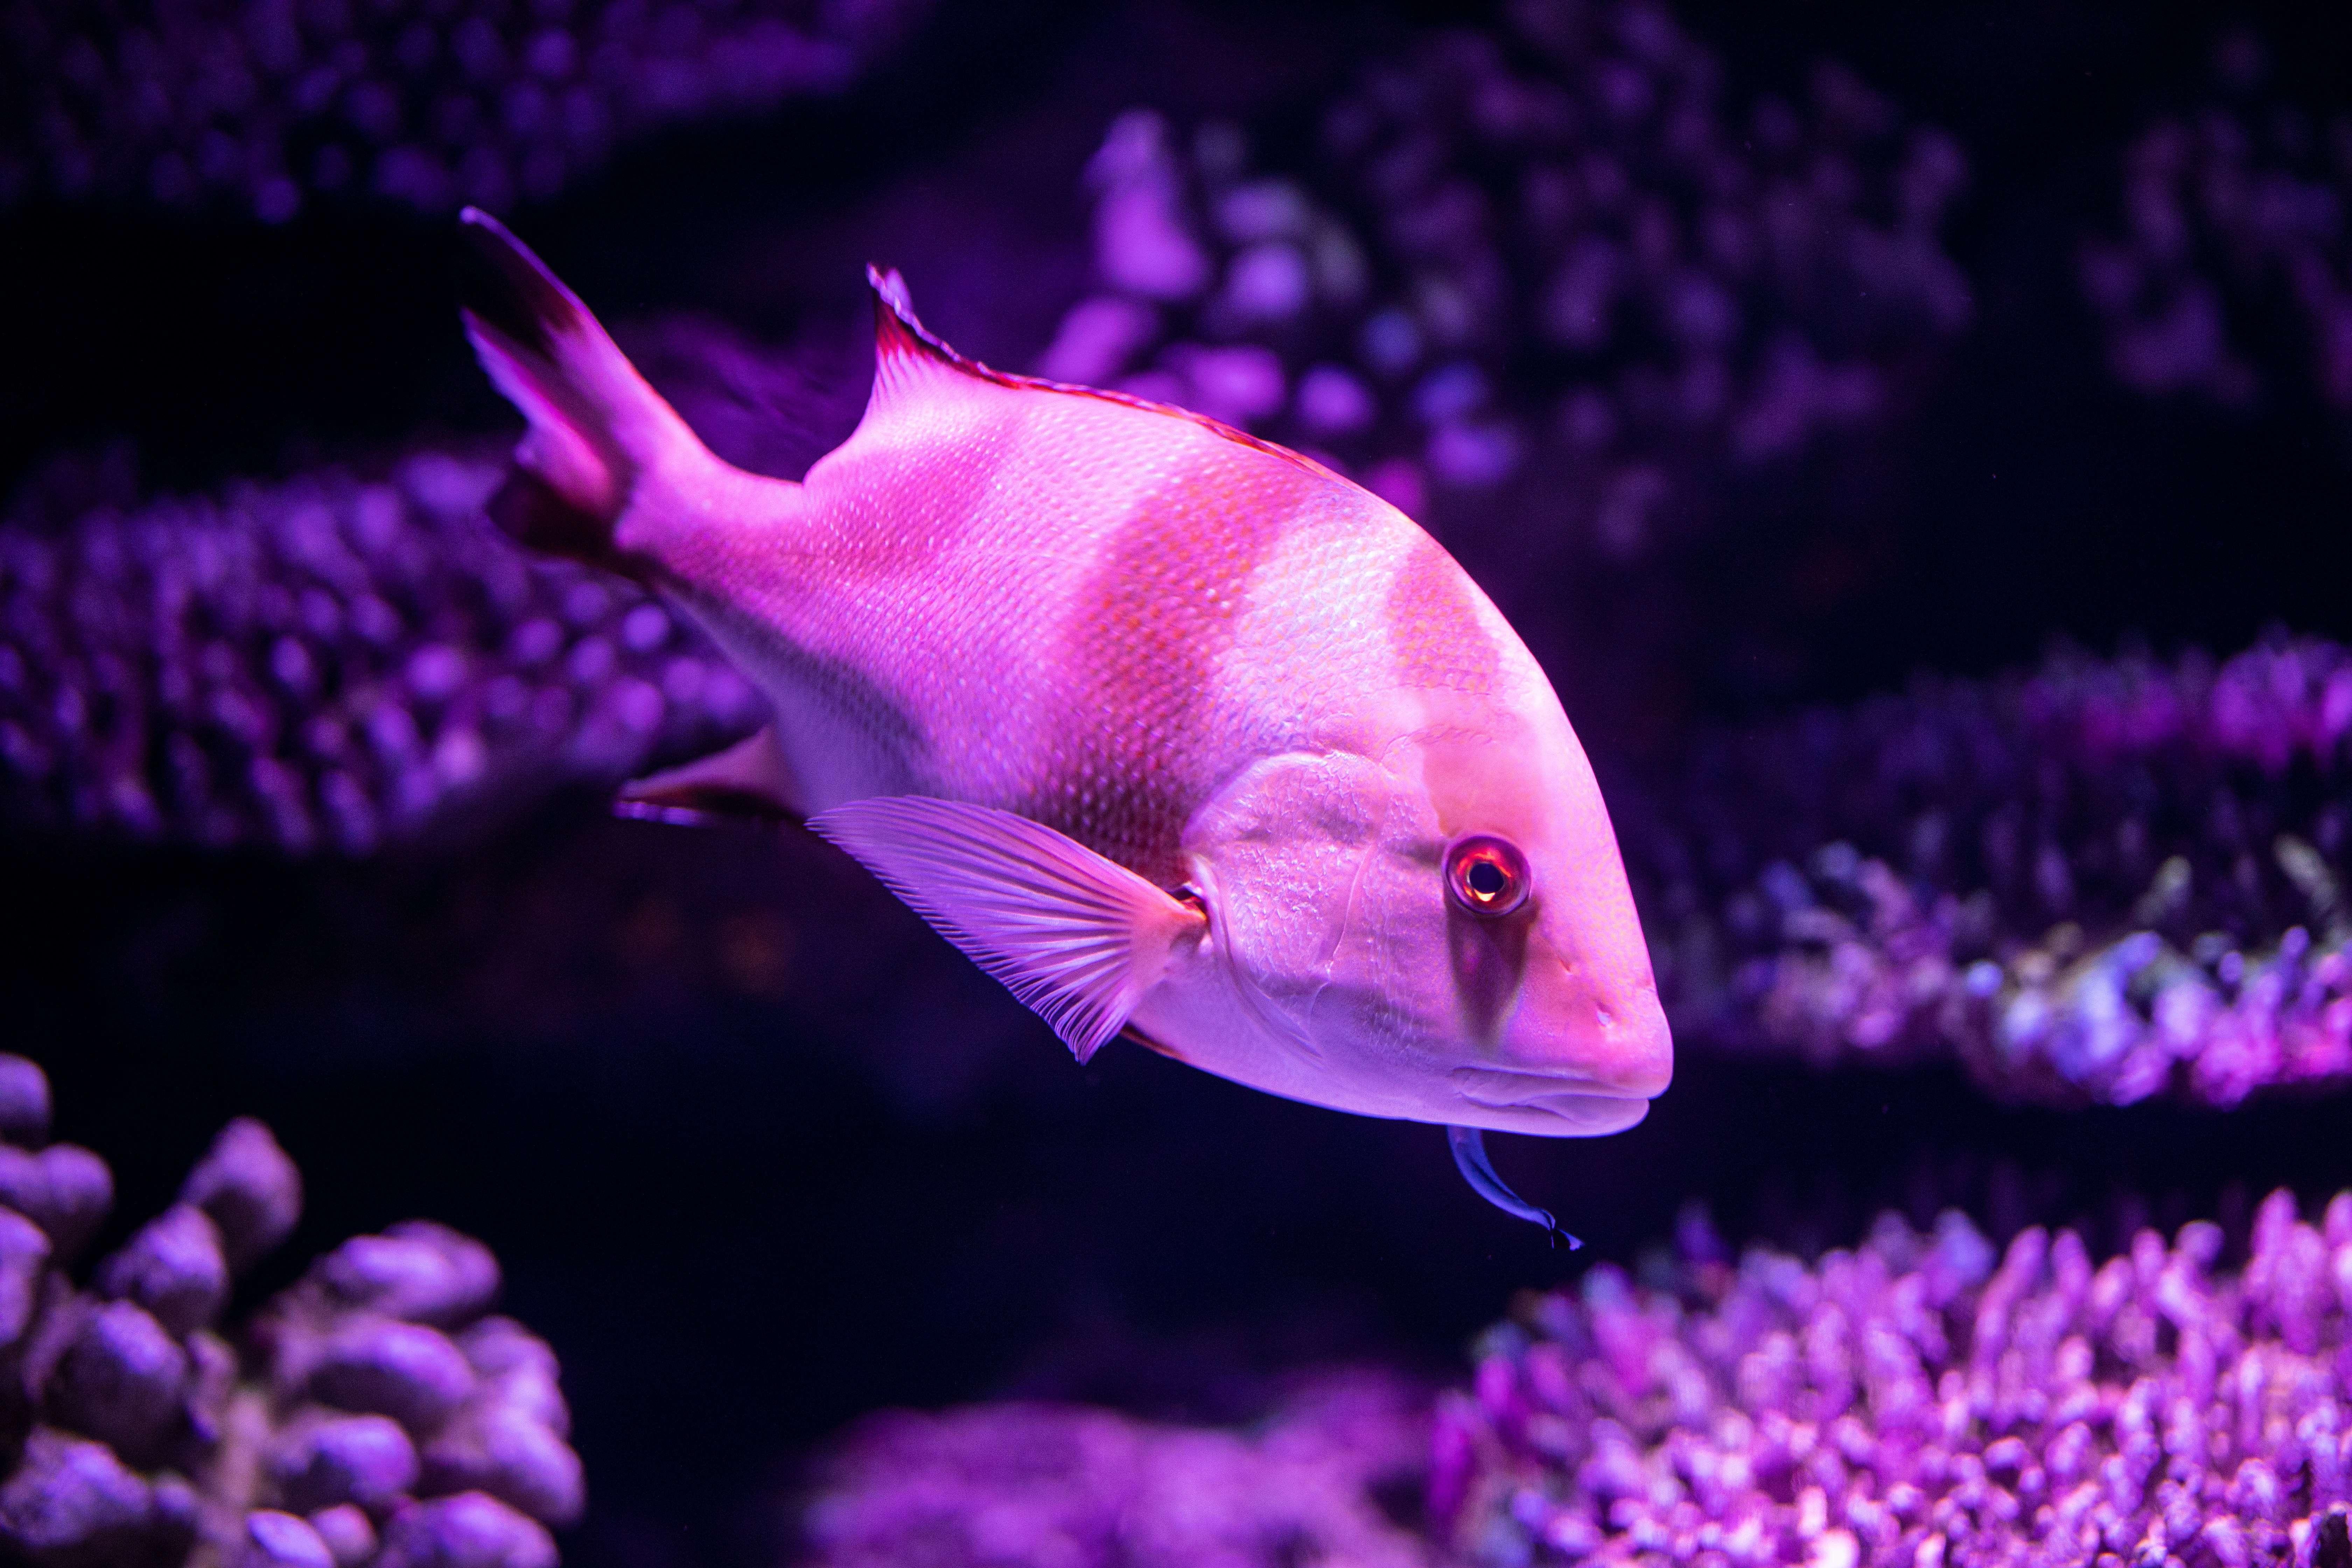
left=1446, top=834, right=1530, bottom=918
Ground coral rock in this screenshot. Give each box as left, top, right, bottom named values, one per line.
left=1044, top=0, right=1966, bottom=570
left=308, top=1503, right=378, bottom=1567
left=321, top=1224, right=501, bottom=1328
left=47, top=1300, right=189, bottom=1461
left=0, top=1144, right=113, bottom=1263
left=1435, top=1192, right=2352, bottom=1565
left=0, top=1054, right=54, bottom=1147
left=0, top=1056, right=583, bottom=1565
left=801, top=1371, right=1436, bottom=1568
left=373, top=1491, right=559, bottom=1568
left=422, top=1400, right=586, bottom=1529
left=235, top=1510, right=339, bottom=1568
left=1639, top=636, right=2352, bottom=1107
left=0, top=1427, right=195, bottom=1568
left=302, top=1321, right=479, bottom=1435
left=180, top=1118, right=303, bottom=1274
left=0, top=1207, right=54, bottom=1349
left=268, top=1413, right=425, bottom=1515
left=0, top=448, right=760, bottom=853
left=0, top=0, right=934, bottom=217
left=95, top=1204, right=229, bottom=1339
left=2080, top=31, right=2352, bottom=418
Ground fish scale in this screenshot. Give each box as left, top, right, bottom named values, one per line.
left=456, top=209, right=1673, bottom=1238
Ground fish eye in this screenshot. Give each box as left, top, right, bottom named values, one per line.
left=1444, top=835, right=1530, bottom=919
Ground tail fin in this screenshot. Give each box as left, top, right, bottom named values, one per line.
left=455, top=208, right=702, bottom=569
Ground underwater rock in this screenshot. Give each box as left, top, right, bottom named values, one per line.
left=0, top=1427, right=198, bottom=1568
left=373, top=1491, right=556, bottom=1568
left=0, top=1053, right=582, bottom=1568
left=0, top=0, right=932, bottom=218
left=0, top=444, right=762, bottom=852
left=1041, top=0, right=1968, bottom=559
left=1436, top=1191, right=2352, bottom=1567
left=2079, top=29, right=2352, bottom=417
left=1638, top=635, right=2352, bottom=1107
left=798, top=1369, right=1436, bottom=1568
left=182, top=1118, right=306, bottom=1276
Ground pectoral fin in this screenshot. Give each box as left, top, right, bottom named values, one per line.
left=808, top=796, right=1205, bottom=1064
left=616, top=726, right=805, bottom=825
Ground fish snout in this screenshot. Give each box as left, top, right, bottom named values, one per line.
left=1596, top=980, right=1673, bottom=1099
left=1492, top=950, right=1673, bottom=1102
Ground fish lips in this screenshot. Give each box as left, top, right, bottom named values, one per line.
left=1499, top=964, right=1674, bottom=1093
left=1447, top=1067, right=1658, bottom=1136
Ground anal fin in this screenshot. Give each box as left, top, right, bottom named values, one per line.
left=616, top=726, right=805, bottom=826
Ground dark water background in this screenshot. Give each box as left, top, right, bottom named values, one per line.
left=7, top=2, right=2352, bottom=1563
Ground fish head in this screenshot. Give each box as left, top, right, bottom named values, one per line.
left=1178, top=706, right=1670, bottom=1136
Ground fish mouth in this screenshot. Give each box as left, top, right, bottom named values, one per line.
left=1448, top=1067, right=1657, bottom=1135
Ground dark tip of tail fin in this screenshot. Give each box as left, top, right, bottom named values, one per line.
left=455, top=208, right=654, bottom=577
left=456, top=208, right=589, bottom=357
left=486, top=469, right=634, bottom=571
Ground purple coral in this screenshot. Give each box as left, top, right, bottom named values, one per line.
left=247, top=1220, right=584, bottom=1547
left=0, top=1053, right=580, bottom=1568
left=0, top=444, right=761, bottom=851
left=798, top=1370, right=1436, bottom=1568
left=1638, top=635, right=2352, bottom=1107
left=1039, top=0, right=1967, bottom=556
left=0, top=0, right=932, bottom=218
left=2079, top=32, right=2352, bottom=415
left=1434, top=1191, right=2352, bottom=1568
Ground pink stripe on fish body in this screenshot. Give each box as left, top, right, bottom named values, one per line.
left=1384, top=537, right=1506, bottom=698
left=636, top=331, right=1443, bottom=887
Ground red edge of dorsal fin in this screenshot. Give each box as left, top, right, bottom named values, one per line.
left=860, top=264, right=1346, bottom=484
left=867, top=263, right=950, bottom=391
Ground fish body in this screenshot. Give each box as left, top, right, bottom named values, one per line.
left=458, top=211, right=1670, bottom=1162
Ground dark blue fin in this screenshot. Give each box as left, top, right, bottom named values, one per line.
left=1447, top=1125, right=1581, bottom=1249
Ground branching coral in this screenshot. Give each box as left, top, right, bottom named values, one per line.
left=1637, top=636, right=2352, bottom=1107
left=1435, top=1192, right=2352, bottom=1568
left=0, top=1053, right=581, bottom=1568
left=797, top=1370, right=1436, bottom=1568
left=2079, top=33, right=2352, bottom=418
left=1039, top=0, right=1968, bottom=556
left=0, top=446, right=762, bottom=852
left=0, top=0, right=932, bottom=218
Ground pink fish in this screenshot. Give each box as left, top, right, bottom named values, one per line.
left=456, top=209, right=1671, bottom=1237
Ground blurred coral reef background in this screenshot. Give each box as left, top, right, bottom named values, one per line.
left=8, top=0, right=2352, bottom=1564
left=0, top=1054, right=581, bottom=1568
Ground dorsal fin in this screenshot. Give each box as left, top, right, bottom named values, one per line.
left=866, top=264, right=971, bottom=410
left=858, top=264, right=1346, bottom=483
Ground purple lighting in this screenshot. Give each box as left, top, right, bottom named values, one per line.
left=0, top=1055, right=580, bottom=1568
left=0, top=0, right=933, bottom=217
left=1638, top=637, right=2352, bottom=1107
left=1433, top=1195, right=2352, bottom=1567
left=1039, top=0, right=1968, bottom=564
left=0, top=448, right=760, bottom=851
